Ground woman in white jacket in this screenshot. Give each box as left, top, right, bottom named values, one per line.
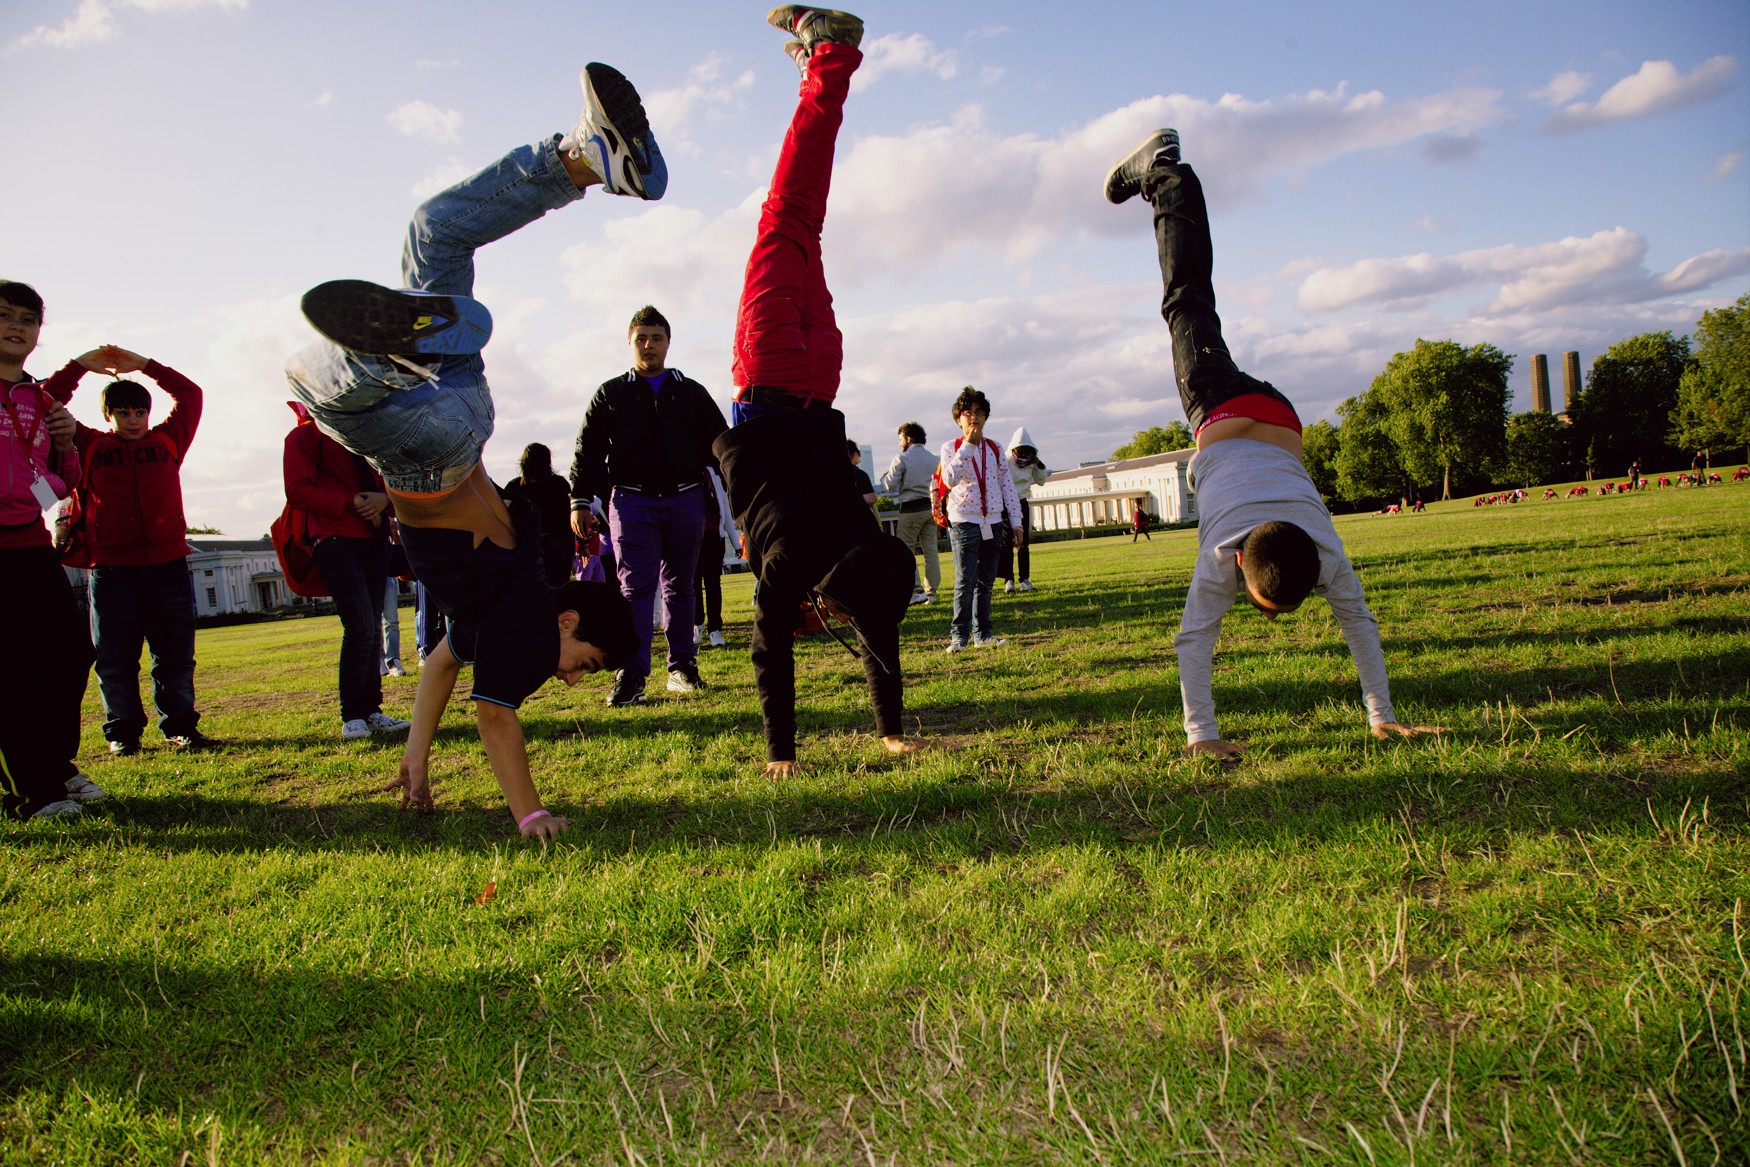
left=999, top=425, right=1047, bottom=593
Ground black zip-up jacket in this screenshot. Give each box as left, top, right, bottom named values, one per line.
left=568, top=368, right=727, bottom=507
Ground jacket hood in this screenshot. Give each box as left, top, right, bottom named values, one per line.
left=1009, top=426, right=1036, bottom=452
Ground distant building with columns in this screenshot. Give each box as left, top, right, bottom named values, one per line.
left=1027, top=448, right=1197, bottom=532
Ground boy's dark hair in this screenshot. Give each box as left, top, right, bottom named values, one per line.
left=950, top=386, right=989, bottom=422
left=101, top=380, right=152, bottom=417
left=627, top=305, right=670, bottom=338
left=897, top=421, right=925, bottom=444
left=1240, top=521, right=1320, bottom=607
left=555, top=580, right=637, bottom=669
left=0, top=281, right=44, bottom=320
left=845, top=439, right=860, bottom=458
left=520, top=442, right=554, bottom=480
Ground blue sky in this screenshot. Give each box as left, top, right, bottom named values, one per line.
left=9, top=0, right=1746, bottom=535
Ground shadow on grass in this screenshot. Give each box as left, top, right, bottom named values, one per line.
left=14, top=736, right=1742, bottom=859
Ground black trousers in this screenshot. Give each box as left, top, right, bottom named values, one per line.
left=1148, top=162, right=1297, bottom=431
left=0, top=545, right=94, bottom=817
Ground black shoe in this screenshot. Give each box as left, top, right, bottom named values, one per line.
left=606, top=671, right=647, bottom=707
left=301, top=280, right=494, bottom=356
left=1104, top=128, right=1180, bottom=205
left=107, top=739, right=141, bottom=758
left=167, top=731, right=219, bottom=752
left=666, top=663, right=707, bottom=693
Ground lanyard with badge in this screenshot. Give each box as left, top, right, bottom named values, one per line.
left=968, top=439, right=995, bottom=541
left=1, top=384, right=58, bottom=512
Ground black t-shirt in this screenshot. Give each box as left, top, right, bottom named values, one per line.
left=851, top=466, right=874, bottom=499
left=398, top=495, right=557, bottom=709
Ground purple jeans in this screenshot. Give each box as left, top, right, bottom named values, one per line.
left=608, top=487, right=708, bottom=678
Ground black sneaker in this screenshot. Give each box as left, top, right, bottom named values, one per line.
left=666, top=663, right=707, bottom=693
left=1104, top=128, right=1180, bottom=205
left=606, top=671, right=647, bottom=707
left=107, top=739, right=141, bottom=758
left=301, top=280, right=494, bottom=356
left=168, top=731, right=219, bottom=752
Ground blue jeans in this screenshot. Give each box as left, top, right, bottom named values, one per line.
left=609, top=488, right=708, bottom=679
left=381, top=576, right=402, bottom=663
left=415, top=582, right=447, bottom=657
left=949, top=521, right=1000, bottom=644
left=90, top=559, right=199, bottom=743
left=314, top=535, right=388, bottom=723
left=284, top=139, right=586, bottom=491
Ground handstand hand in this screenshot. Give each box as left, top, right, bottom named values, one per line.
left=518, top=810, right=571, bottom=841
left=383, top=756, right=436, bottom=810
left=882, top=735, right=928, bottom=757
left=1371, top=722, right=1445, bottom=741
left=763, top=760, right=802, bottom=779
left=1185, top=738, right=1244, bottom=763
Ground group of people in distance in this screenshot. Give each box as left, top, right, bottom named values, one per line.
left=1, top=5, right=1438, bottom=832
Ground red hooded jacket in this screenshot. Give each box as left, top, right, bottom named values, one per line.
left=282, top=403, right=389, bottom=540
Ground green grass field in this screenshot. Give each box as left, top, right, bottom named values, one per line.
left=4, top=482, right=1747, bottom=1165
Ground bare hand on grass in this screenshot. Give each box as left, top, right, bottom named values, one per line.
left=1185, top=738, right=1244, bottom=763
left=519, top=812, right=571, bottom=841
left=763, top=760, right=801, bottom=779
left=383, top=758, right=435, bottom=810
left=1371, top=721, right=1445, bottom=741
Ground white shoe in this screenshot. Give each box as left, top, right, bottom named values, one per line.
left=909, top=590, right=929, bottom=606
left=341, top=719, right=372, bottom=741
left=1003, top=579, right=1016, bottom=593
left=65, top=772, right=108, bottom=802
left=973, top=634, right=1009, bottom=648
left=366, top=712, right=412, bottom=736
left=1016, top=580, right=1035, bottom=592
left=945, top=638, right=966, bottom=654
left=385, top=658, right=407, bottom=677
left=31, top=800, right=83, bottom=821
left=694, top=624, right=707, bottom=644
left=564, top=62, right=667, bottom=199
left=709, top=630, right=726, bottom=648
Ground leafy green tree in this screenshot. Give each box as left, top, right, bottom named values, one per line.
left=1570, top=330, right=1691, bottom=473
left=1369, top=339, right=1512, bottom=499
left=1301, top=419, right=1340, bottom=498
left=1112, top=422, right=1193, bottom=460
left=1333, top=389, right=1409, bottom=501
left=1669, top=291, right=1750, bottom=456
left=1500, top=411, right=1566, bottom=487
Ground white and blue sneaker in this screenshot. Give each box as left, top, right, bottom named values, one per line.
left=565, top=62, right=667, bottom=200
left=301, top=280, right=493, bottom=356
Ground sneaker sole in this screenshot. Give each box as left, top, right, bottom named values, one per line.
left=301, top=280, right=493, bottom=356
left=606, top=692, right=647, bottom=707
left=581, top=63, right=665, bottom=200
left=1103, top=129, right=1177, bottom=205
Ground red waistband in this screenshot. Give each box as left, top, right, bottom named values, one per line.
left=1196, top=393, right=1303, bottom=436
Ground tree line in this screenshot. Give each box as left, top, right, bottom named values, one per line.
left=1111, top=291, right=1749, bottom=503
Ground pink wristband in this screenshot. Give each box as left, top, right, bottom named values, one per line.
left=518, top=809, right=551, bottom=830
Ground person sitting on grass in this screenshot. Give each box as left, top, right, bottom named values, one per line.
left=283, top=63, right=657, bottom=838
left=1105, top=129, right=1441, bottom=761
left=710, top=5, right=924, bottom=778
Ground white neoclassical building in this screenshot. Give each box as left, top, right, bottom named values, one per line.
left=1027, top=448, right=1197, bottom=532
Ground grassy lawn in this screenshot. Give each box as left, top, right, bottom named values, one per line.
left=3, top=481, right=1746, bottom=1165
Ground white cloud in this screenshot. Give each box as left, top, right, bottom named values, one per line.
left=312, top=91, right=336, bottom=108
left=1531, top=70, right=1591, bottom=106
left=7, top=0, right=116, bottom=51
left=645, top=54, right=758, bottom=158
left=851, top=33, right=959, bottom=91
left=1544, top=56, right=1737, bottom=134
left=415, top=57, right=459, bottom=70
left=1704, top=150, right=1742, bottom=184
left=1295, top=228, right=1750, bottom=315
left=387, top=100, right=463, bottom=144
left=409, top=159, right=475, bottom=200
left=7, top=0, right=245, bottom=52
